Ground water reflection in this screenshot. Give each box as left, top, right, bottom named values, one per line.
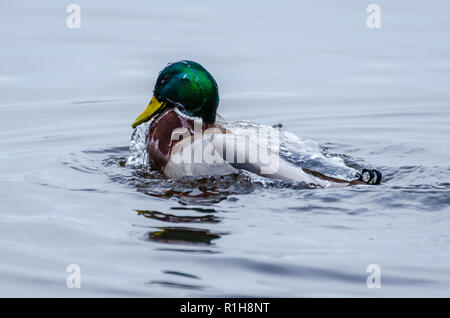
left=146, top=280, right=204, bottom=290
left=157, top=248, right=221, bottom=254
left=149, top=271, right=204, bottom=291
left=163, top=270, right=200, bottom=279
left=171, top=206, right=217, bottom=213
left=139, top=173, right=256, bottom=204
left=135, top=207, right=224, bottom=247
left=143, top=189, right=229, bottom=204
left=147, top=227, right=222, bottom=245
left=136, top=209, right=220, bottom=223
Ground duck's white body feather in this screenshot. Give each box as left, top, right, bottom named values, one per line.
left=163, top=127, right=345, bottom=188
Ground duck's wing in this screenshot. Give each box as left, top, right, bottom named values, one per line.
left=165, top=129, right=350, bottom=187
left=209, top=133, right=339, bottom=187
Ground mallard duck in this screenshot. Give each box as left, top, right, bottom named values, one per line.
left=131, top=60, right=381, bottom=187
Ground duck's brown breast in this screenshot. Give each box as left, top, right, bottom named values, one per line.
left=146, top=108, right=194, bottom=171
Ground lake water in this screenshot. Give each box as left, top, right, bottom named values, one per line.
left=0, top=0, right=449, bottom=297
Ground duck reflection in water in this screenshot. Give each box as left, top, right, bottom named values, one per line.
left=135, top=209, right=224, bottom=246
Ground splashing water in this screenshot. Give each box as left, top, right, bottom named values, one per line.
left=126, top=121, right=150, bottom=167
left=278, top=130, right=358, bottom=180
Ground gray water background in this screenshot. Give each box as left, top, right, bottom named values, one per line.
left=0, top=0, right=449, bottom=296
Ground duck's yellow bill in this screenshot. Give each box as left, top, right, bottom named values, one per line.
left=132, top=96, right=166, bottom=128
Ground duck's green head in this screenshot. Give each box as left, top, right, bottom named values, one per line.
left=132, top=60, right=219, bottom=128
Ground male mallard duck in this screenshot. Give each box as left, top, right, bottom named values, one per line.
left=131, top=60, right=381, bottom=187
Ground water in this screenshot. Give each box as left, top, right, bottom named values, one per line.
left=0, top=0, right=449, bottom=297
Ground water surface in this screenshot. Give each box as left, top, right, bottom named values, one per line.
left=0, top=0, right=449, bottom=297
